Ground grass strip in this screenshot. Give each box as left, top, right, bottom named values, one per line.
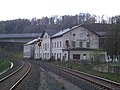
left=0, top=60, right=11, bottom=72
left=0, top=59, right=5, bottom=65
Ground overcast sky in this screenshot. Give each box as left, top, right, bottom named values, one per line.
left=0, top=0, right=120, bottom=21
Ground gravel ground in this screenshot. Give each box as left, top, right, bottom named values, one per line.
left=10, top=60, right=99, bottom=90
left=16, top=60, right=40, bottom=90
left=47, top=71, right=82, bottom=90
left=38, top=67, right=81, bottom=90
left=41, top=62, right=99, bottom=90
left=38, top=71, right=49, bottom=90
left=16, top=60, right=82, bottom=90
left=16, top=60, right=62, bottom=90
left=38, top=69, right=62, bottom=90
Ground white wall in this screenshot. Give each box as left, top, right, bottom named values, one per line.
left=36, top=25, right=107, bottom=61
left=62, top=26, right=99, bottom=49
left=34, top=44, right=41, bottom=59
left=52, top=36, right=63, bottom=60
left=23, top=45, right=31, bottom=58
left=40, top=32, right=51, bottom=59
left=60, top=26, right=99, bottom=61
left=51, top=26, right=100, bottom=61
left=23, top=44, right=35, bottom=58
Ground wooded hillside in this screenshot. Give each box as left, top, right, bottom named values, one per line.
left=0, top=13, right=120, bottom=34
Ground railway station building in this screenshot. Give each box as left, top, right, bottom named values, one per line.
left=23, top=24, right=107, bottom=62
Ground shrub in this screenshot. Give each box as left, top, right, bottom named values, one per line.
left=48, top=56, right=55, bottom=62
left=57, top=58, right=61, bottom=62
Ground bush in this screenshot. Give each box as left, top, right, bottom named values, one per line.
left=91, top=50, right=101, bottom=65
left=48, top=56, right=55, bottom=62
left=57, top=58, right=61, bottom=62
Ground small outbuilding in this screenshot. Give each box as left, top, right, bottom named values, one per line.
left=23, top=37, right=42, bottom=59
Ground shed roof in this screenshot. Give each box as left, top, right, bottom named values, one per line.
left=24, top=37, right=43, bottom=46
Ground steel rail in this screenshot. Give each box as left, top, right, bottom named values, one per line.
left=0, top=61, right=24, bottom=82
left=9, top=62, right=31, bottom=90
left=45, top=62, right=120, bottom=90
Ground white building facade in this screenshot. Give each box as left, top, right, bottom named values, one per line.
left=40, top=32, right=51, bottom=59
left=23, top=37, right=42, bottom=60
left=34, top=44, right=41, bottom=59
left=23, top=24, right=107, bottom=62
left=51, top=35, right=63, bottom=60
left=23, top=44, right=35, bottom=59
left=62, top=25, right=100, bottom=61
left=40, top=25, right=107, bottom=62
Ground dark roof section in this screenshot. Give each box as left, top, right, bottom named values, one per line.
left=0, top=33, right=42, bottom=39
left=44, top=29, right=60, bottom=36
left=96, top=32, right=107, bottom=36
left=83, top=23, right=111, bottom=36
left=40, top=29, right=60, bottom=38
left=84, top=23, right=111, bottom=32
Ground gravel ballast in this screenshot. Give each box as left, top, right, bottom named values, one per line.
left=11, top=60, right=100, bottom=90
left=41, top=62, right=99, bottom=90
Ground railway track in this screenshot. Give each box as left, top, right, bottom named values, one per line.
left=44, top=62, right=120, bottom=90
left=0, top=61, right=31, bottom=90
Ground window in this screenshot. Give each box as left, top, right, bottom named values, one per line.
left=79, top=42, right=83, bottom=47
left=86, top=42, right=90, bottom=48
left=65, top=40, right=69, bottom=48
left=57, top=53, right=59, bottom=59
left=48, top=53, right=49, bottom=58
left=73, top=33, right=76, bottom=40
left=48, top=43, right=49, bottom=48
left=72, top=41, right=76, bottom=47
left=83, top=54, right=87, bottom=60
left=54, top=53, right=56, bottom=58
left=64, top=54, right=67, bottom=59
left=73, top=33, right=75, bottom=36
left=57, top=42, right=59, bottom=47
left=60, top=41, right=61, bottom=47
left=55, top=42, right=56, bottom=48
left=73, top=54, right=80, bottom=59
left=45, top=35, right=47, bottom=39
left=60, top=53, right=61, bottom=59
left=43, top=53, right=44, bottom=58
left=45, top=53, right=47, bottom=59
left=45, top=43, right=47, bottom=50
